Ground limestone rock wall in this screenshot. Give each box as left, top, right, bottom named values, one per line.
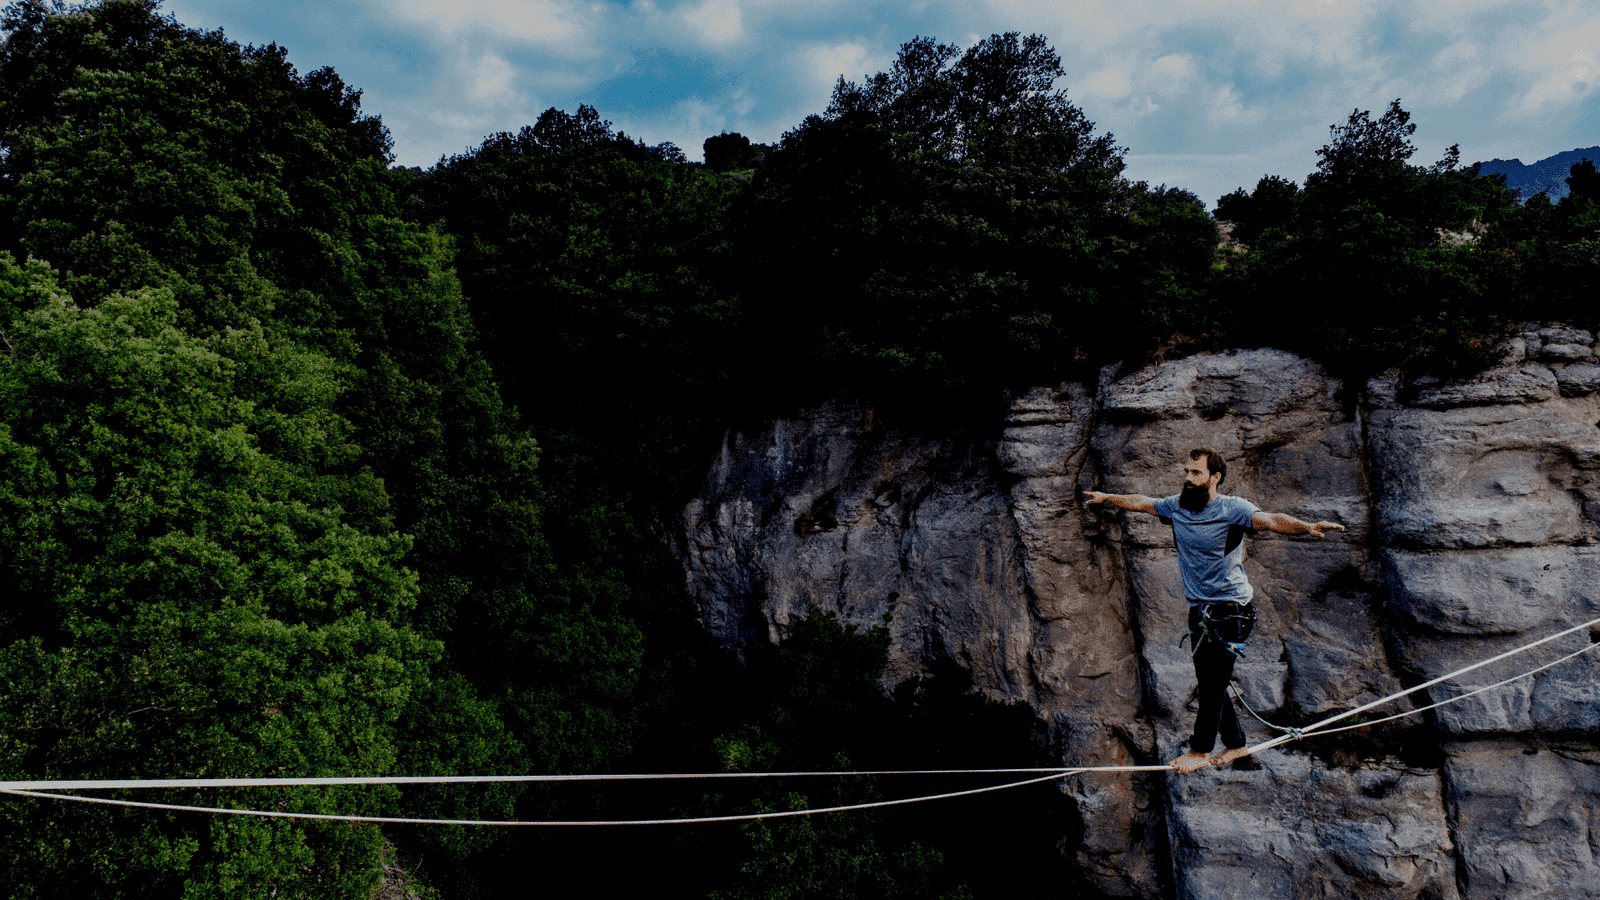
left=673, top=326, right=1600, bottom=900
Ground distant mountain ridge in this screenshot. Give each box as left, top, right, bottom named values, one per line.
left=1475, top=146, right=1600, bottom=201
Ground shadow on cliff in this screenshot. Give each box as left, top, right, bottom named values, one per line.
left=880, top=656, right=1123, bottom=900
left=702, top=607, right=1127, bottom=899
left=539, top=605, right=1133, bottom=899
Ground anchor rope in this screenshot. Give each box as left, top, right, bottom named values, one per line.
left=1244, top=613, right=1600, bottom=757
left=1231, top=635, right=1600, bottom=739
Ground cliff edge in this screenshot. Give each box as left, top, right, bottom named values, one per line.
left=673, top=325, right=1600, bottom=899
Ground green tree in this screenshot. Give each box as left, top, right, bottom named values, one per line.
left=1214, top=175, right=1300, bottom=247
left=0, top=4, right=657, bottom=893
left=825, top=33, right=1119, bottom=171
left=740, top=33, right=1212, bottom=409
left=715, top=794, right=971, bottom=900
left=0, top=0, right=392, bottom=330
left=0, top=0, right=608, bottom=751
left=691, top=607, right=1078, bottom=900
left=1566, top=158, right=1600, bottom=206
left=1212, top=100, right=1520, bottom=374
left=1310, top=99, right=1422, bottom=187
left=0, top=270, right=431, bottom=897
left=704, top=131, right=762, bottom=171
left=401, top=119, right=744, bottom=504
left=698, top=609, right=967, bottom=900
left=1473, top=158, right=1600, bottom=328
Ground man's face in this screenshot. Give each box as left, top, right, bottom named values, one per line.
left=1182, top=459, right=1219, bottom=490
left=1178, top=458, right=1221, bottom=511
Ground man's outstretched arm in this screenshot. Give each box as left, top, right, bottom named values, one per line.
left=1083, top=491, right=1158, bottom=515
left=1252, top=511, right=1345, bottom=538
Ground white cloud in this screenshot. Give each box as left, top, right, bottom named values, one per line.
left=1506, top=11, right=1600, bottom=114
left=682, top=0, right=745, bottom=46
left=1083, top=65, right=1133, bottom=99
left=390, top=0, right=587, bottom=48
left=1572, top=49, right=1595, bottom=82
left=1408, top=0, right=1549, bottom=31
left=1426, top=41, right=1489, bottom=103
left=668, top=97, right=727, bottom=142
left=1209, top=83, right=1258, bottom=124
left=428, top=109, right=491, bottom=132
left=982, top=0, right=1134, bottom=54
left=469, top=54, right=518, bottom=103
left=986, top=0, right=1368, bottom=57
left=522, top=65, right=608, bottom=94
left=800, top=40, right=887, bottom=101
left=1123, top=122, right=1326, bottom=203
left=1149, top=53, right=1195, bottom=94
left=1150, top=54, right=1193, bottom=79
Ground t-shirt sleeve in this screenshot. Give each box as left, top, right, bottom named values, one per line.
left=1230, top=497, right=1261, bottom=528
left=1152, top=495, right=1179, bottom=518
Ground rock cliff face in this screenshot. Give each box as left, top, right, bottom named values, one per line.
left=673, top=326, right=1600, bottom=900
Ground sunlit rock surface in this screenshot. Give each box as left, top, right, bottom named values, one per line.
left=1166, top=753, right=1458, bottom=900
left=674, top=344, right=1600, bottom=899
left=1445, top=740, right=1600, bottom=900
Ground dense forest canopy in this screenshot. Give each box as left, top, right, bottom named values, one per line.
left=1208, top=98, right=1597, bottom=374
left=0, top=1, right=1596, bottom=897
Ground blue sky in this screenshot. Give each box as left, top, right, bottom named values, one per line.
left=159, top=0, right=1598, bottom=209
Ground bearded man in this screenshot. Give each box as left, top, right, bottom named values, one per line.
left=1084, top=448, right=1346, bottom=774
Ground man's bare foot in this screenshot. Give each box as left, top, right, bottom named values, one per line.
left=1210, top=747, right=1249, bottom=767
left=1170, top=750, right=1210, bottom=774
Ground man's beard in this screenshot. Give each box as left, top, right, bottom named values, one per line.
left=1178, top=482, right=1212, bottom=512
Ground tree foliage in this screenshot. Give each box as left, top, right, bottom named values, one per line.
left=1214, top=175, right=1299, bottom=247
left=703, top=131, right=769, bottom=171
left=1567, top=158, right=1600, bottom=205
left=825, top=33, right=1120, bottom=171
left=401, top=113, right=744, bottom=505
left=740, top=32, right=1213, bottom=413
left=1310, top=99, right=1422, bottom=187
left=0, top=0, right=392, bottom=330
left=0, top=267, right=426, bottom=897
left=0, top=3, right=643, bottom=894
left=1211, top=99, right=1526, bottom=374
left=1468, top=157, right=1600, bottom=328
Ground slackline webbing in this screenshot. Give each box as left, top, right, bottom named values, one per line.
left=0, top=767, right=1172, bottom=826
left=2, top=613, right=1595, bottom=826
left=0, top=765, right=1164, bottom=792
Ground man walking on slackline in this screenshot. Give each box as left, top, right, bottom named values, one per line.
left=1083, top=448, right=1346, bottom=774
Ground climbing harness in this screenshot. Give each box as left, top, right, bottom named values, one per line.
left=1182, top=600, right=1256, bottom=658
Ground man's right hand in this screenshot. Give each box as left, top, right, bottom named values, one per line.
left=1083, top=491, right=1109, bottom=506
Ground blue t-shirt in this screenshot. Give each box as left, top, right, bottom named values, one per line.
left=1151, top=493, right=1260, bottom=603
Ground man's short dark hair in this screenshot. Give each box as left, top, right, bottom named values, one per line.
left=1190, top=448, right=1226, bottom=485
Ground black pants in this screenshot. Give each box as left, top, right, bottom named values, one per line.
left=1186, top=601, right=1256, bottom=755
